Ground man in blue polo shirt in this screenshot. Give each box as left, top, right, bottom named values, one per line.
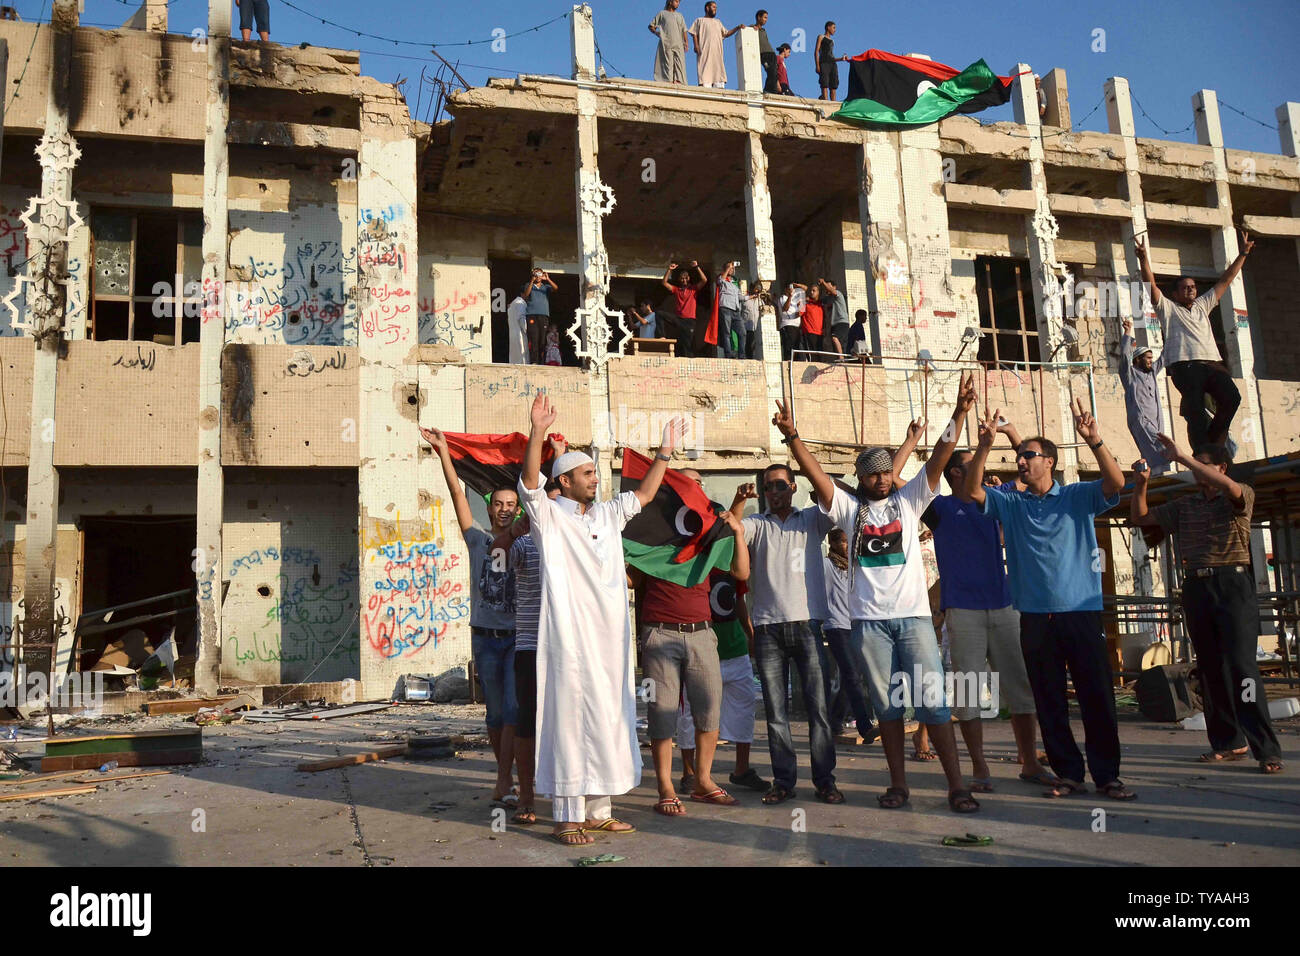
left=523, top=269, right=558, bottom=365
left=962, top=398, right=1136, bottom=801
left=922, top=440, right=1053, bottom=792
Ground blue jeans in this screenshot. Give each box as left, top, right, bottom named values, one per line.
left=852, top=617, right=950, bottom=724
left=472, top=628, right=517, bottom=729
left=753, top=621, right=836, bottom=791
left=825, top=627, right=876, bottom=737
left=239, top=0, right=270, bottom=33
left=719, top=307, right=743, bottom=359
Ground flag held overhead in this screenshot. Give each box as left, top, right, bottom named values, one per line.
left=832, top=50, right=1015, bottom=130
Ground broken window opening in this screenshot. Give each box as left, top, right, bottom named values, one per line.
left=90, top=209, right=203, bottom=345
left=974, top=256, right=1042, bottom=369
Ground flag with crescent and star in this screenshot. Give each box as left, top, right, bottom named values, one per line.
left=620, top=449, right=735, bottom=587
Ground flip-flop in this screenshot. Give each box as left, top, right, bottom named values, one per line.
left=1199, top=748, right=1248, bottom=762
left=654, top=796, right=686, bottom=816
left=690, top=788, right=739, bottom=806
left=512, top=806, right=537, bottom=825
left=581, top=818, right=637, bottom=834
left=1097, top=780, right=1137, bottom=801
left=553, top=827, right=593, bottom=846
left=1019, top=771, right=1061, bottom=787
left=1260, top=759, right=1284, bottom=775
left=948, top=789, right=981, bottom=814
left=912, top=749, right=938, bottom=762
left=1044, top=780, right=1086, bottom=799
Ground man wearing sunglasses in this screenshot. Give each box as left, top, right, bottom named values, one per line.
left=962, top=398, right=1136, bottom=802
left=780, top=374, right=983, bottom=814
left=728, top=461, right=841, bottom=805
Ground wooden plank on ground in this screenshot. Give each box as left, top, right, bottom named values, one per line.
left=0, top=769, right=87, bottom=787
left=0, top=785, right=98, bottom=801
left=142, top=696, right=239, bottom=716
left=296, top=744, right=408, bottom=772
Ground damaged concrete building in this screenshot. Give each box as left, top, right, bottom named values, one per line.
left=1, top=3, right=1297, bottom=708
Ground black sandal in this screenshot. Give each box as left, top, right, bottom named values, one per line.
left=948, top=789, right=981, bottom=814
left=761, top=785, right=796, bottom=805
left=876, top=786, right=909, bottom=809
left=815, top=785, right=845, bottom=804
left=1044, top=779, right=1085, bottom=799
left=1097, top=780, right=1137, bottom=801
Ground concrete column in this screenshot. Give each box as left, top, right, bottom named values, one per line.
left=1013, top=62, right=1080, bottom=481
left=1276, top=103, right=1300, bottom=290
left=1105, top=77, right=1152, bottom=330
left=356, top=87, right=421, bottom=699
left=195, top=0, right=231, bottom=695
left=18, top=1, right=79, bottom=700
left=1194, top=89, right=1262, bottom=458
left=146, top=0, right=167, bottom=32
left=737, top=26, right=782, bottom=453
left=570, top=4, right=616, bottom=492
left=1042, top=68, right=1070, bottom=130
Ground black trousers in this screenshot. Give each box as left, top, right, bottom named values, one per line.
left=1020, top=610, right=1122, bottom=786
left=1182, top=569, right=1281, bottom=760
left=779, top=325, right=799, bottom=361
left=526, top=315, right=547, bottom=365
left=673, top=315, right=695, bottom=358
left=760, top=52, right=780, bottom=93
left=1168, top=360, right=1241, bottom=448
left=514, top=649, right=537, bottom=740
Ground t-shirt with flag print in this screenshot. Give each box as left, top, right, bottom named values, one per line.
left=821, top=470, right=937, bottom=621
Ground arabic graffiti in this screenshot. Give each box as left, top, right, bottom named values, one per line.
left=112, top=344, right=157, bottom=371
left=418, top=290, right=486, bottom=351
left=226, top=220, right=359, bottom=345
left=358, top=206, right=415, bottom=345
left=363, top=532, right=466, bottom=660
left=285, top=348, right=347, bottom=377
left=225, top=549, right=360, bottom=677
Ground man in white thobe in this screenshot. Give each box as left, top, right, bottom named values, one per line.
left=518, top=392, right=685, bottom=845
left=506, top=294, right=527, bottom=365
left=689, top=2, right=743, bottom=88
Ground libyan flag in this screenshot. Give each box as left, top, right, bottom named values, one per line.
left=832, top=50, right=1014, bottom=130
left=620, top=449, right=734, bottom=587
left=442, top=431, right=566, bottom=499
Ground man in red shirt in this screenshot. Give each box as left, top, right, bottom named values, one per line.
left=661, top=259, right=707, bottom=358
left=638, top=468, right=750, bottom=816
left=775, top=43, right=794, bottom=95
left=799, top=283, right=827, bottom=356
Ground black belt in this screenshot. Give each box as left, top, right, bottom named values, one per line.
left=644, top=621, right=711, bottom=633
left=1187, top=565, right=1248, bottom=579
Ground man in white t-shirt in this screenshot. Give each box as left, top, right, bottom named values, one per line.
left=1135, top=232, right=1253, bottom=449
left=778, top=372, right=982, bottom=814
left=778, top=283, right=805, bottom=361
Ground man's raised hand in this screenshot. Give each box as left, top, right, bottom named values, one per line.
left=1155, top=432, right=1185, bottom=464
left=734, top=482, right=758, bottom=502
left=1134, top=238, right=1148, bottom=261
left=1132, top=459, right=1149, bottom=488
left=1239, top=228, right=1255, bottom=256
left=530, top=392, right=557, bottom=431
left=660, top=415, right=687, bottom=454
left=419, top=427, right=447, bottom=454
left=955, top=371, right=977, bottom=415
left=772, top=399, right=796, bottom=437
left=977, top=406, right=1000, bottom=449
left=1072, top=396, right=1100, bottom=445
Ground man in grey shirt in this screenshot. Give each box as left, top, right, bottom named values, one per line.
left=1136, top=232, right=1253, bottom=449
left=729, top=446, right=841, bottom=806
left=818, top=278, right=849, bottom=354
left=717, top=262, right=743, bottom=359
left=1119, top=316, right=1170, bottom=476
left=649, top=1, right=688, bottom=84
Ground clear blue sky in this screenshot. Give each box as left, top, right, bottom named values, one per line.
left=37, top=1, right=1300, bottom=152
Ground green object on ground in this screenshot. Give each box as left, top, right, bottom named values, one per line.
left=942, top=833, right=994, bottom=847
left=576, top=853, right=626, bottom=867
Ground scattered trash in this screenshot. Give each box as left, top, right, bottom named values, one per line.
left=942, top=833, right=994, bottom=847
left=98, top=761, right=119, bottom=773
left=1180, top=712, right=1206, bottom=731
left=576, top=853, right=625, bottom=867
left=1268, top=698, right=1299, bottom=720
left=398, top=675, right=434, bottom=702
left=194, top=709, right=243, bottom=727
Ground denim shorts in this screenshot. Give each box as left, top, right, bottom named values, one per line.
left=852, top=616, right=951, bottom=724
left=240, top=0, right=270, bottom=33
left=472, top=627, right=517, bottom=729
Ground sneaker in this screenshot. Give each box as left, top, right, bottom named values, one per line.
left=729, top=767, right=769, bottom=792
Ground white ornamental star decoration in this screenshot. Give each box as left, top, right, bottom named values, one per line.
left=568, top=304, right=633, bottom=367
left=18, top=194, right=84, bottom=249
left=4, top=271, right=71, bottom=334
left=581, top=179, right=616, bottom=217
left=34, top=130, right=81, bottom=175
